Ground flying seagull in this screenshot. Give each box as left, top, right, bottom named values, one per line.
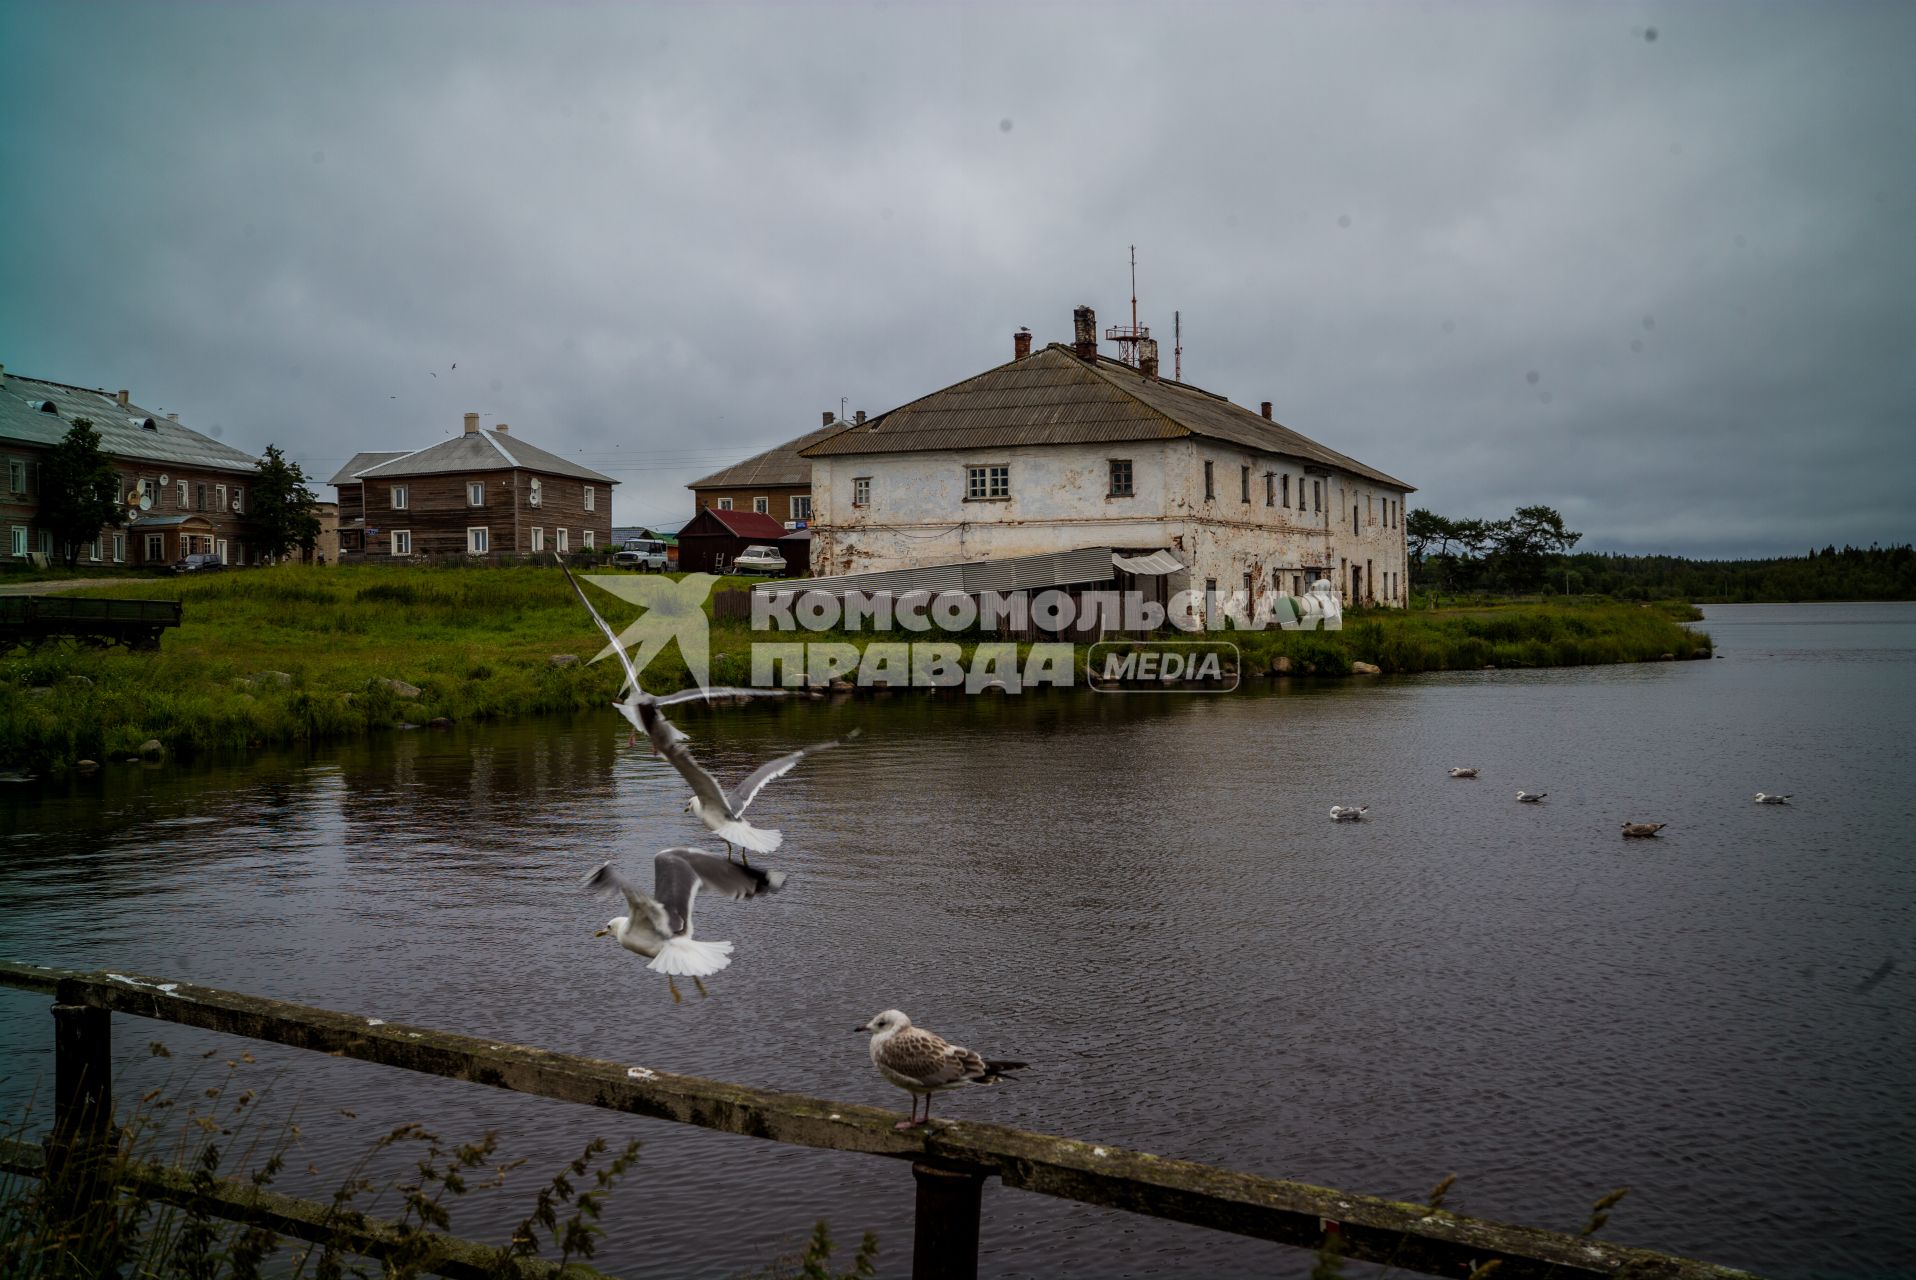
left=583, top=852, right=785, bottom=1002
left=1754, top=793, right=1792, bottom=805
left=667, top=721, right=861, bottom=860
left=857, top=1009, right=1027, bottom=1130
left=1621, top=822, right=1667, bottom=838
left=1329, top=805, right=1368, bottom=821
left=1448, top=767, right=1480, bottom=779
left=1516, top=791, right=1547, bottom=803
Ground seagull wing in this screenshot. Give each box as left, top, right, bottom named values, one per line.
left=651, top=850, right=705, bottom=936
left=555, top=553, right=643, bottom=698
left=669, top=848, right=787, bottom=902
left=728, top=728, right=861, bottom=815
left=652, top=686, right=793, bottom=708
left=655, top=724, right=734, bottom=817
left=581, top=861, right=668, bottom=933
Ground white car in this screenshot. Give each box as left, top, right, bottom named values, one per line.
left=612, top=538, right=670, bottom=571
left=731, top=544, right=787, bottom=575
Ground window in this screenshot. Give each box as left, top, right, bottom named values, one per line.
left=1242, top=571, right=1253, bottom=595
left=467, top=527, right=490, bottom=554
left=195, top=482, right=207, bottom=511
left=1367, top=494, right=1374, bottom=524
left=216, top=484, right=228, bottom=512
left=582, top=530, right=595, bottom=550
left=1109, top=459, right=1134, bottom=497
left=178, top=480, right=188, bottom=508
left=1264, top=472, right=1274, bottom=506
left=1313, top=480, right=1322, bottom=512
left=1353, top=504, right=1360, bottom=536
left=9, top=526, right=24, bottom=557
left=556, top=528, right=569, bottom=553
left=584, top=486, right=596, bottom=512
left=89, top=538, right=101, bottom=562
left=112, top=532, right=125, bottom=563
left=7, top=459, right=25, bottom=493
left=528, top=477, right=542, bottom=507
left=966, top=465, right=1009, bottom=499
left=1282, top=474, right=1291, bottom=508
left=145, top=534, right=164, bottom=561
left=531, top=527, right=545, bottom=553
left=1240, top=465, right=1251, bottom=503
left=392, top=485, right=409, bottom=510
left=38, top=529, right=51, bottom=556
left=1203, top=460, right=1215, bottom=500
left=234, top=487, right=244, bottom=514
left=791, top=495, right=813, bottom=521
left=1204, top=577, right=1218, bottom=621
left=468, top=481, right=485, bottom=507
left=391, top=530, right=412, bottom=555
left=852, top=478, right=870, bottom=507
left=717, top=497, right=733, bottom=510
left=753, top=496, right=769, bottom=515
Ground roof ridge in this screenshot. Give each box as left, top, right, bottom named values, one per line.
left=484, top=430, right=522, bottom=468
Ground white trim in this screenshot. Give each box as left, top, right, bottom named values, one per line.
left=582, top=529, right=595, bottom=550
left=391, top=530, right=412, bottom=555
left=467, top=481, right=485, bottom=507
left=556, top=528, right=569, bottom=553
left=467, top=526, right=490, bottom=554
left=530, top=527, right=545, bottom=553
left=9, top=525, right=26, bottom=557
left=391, top=485, right=409, bottom=510
left=484, top=430, right=522, bottom=468
left=112, top=532, right=125, bottom=563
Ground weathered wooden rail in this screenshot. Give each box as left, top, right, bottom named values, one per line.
left=0, top=962, right=1756, bottom=1280
left=0, top=594, right=180, bottom=651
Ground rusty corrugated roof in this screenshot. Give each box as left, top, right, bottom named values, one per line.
left=801, top=344, right=1413, bottom=491
left=688, top=418, right=857, bottom=490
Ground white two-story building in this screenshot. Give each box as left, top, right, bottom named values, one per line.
left=799, top=309, right=1414, bottom=612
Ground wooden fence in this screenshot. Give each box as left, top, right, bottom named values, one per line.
left=0, top=962, right=1754, bottom=1280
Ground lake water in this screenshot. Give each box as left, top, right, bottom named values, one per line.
left=3, top=602, right=1912, bottom=1278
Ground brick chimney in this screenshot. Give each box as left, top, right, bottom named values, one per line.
left=1260, top=402, right=1273, bottom=420
left=495, top=423, right=509, bottom=433
left=1139, top=338, right=1159, bottom=380
left=463, top=412, right=480, bottom=434
left=822, top=410, right=834, bottom=426
left=167, top=412, right=179, bottom=423
left=116, top=390, right=130, bottom=407
left=854, top=409, right=867, bottom=424
left=1072, top=306, right=1097, bottom=361
left=1013, top=328, right=1033, bottom=360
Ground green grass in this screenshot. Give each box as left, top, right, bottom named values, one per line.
left=0, top=566, right=1711, bottom=771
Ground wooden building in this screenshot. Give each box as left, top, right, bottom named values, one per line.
left=687, top=413, right=853, bottom=524
left=331, top=413, right=616, bottom=561
left=675, top=507, right=792, bottom=574
left=2, top=366, right=261, bottom=567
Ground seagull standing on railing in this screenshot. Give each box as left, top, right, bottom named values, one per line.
left=584, top=852, right=786, bottom=1003
left=858, top=1009, right=1027, bottom=1130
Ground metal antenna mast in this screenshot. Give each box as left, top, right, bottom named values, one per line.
left=1105, top=244, right=1151, bottom=367
left=1174, top=310, right=1182, bottom=381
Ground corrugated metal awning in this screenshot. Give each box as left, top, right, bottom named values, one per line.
left=1111, top=550, right=1183, bottom=575
left=755, top=545, right=1120, bottom=597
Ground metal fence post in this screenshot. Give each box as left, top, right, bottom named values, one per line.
left=48, top=1001, right=114, bottom=1203
left=912, top=1161, right=985, bottom=1280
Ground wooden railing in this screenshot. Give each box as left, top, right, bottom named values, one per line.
left=0, top=962, right=1755, bottom=1280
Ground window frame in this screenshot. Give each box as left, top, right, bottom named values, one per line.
left=716, top=497, right=733, bottom=511
left=790, top=495, right=813, bottom=521
left=216, top=483, right=228, bottom=512
left=1203, top=459, right=1215, bottom=501
left=582, top=530, right=595, bottom=550
left=466, top=526, right=490, bottom=555
left=8, top=459, right=27, bottom=493
left=965, top=465, right=1009, bottom=501
left=467, top=481, right=486, bottom=507
left=1108, top=458, right=1134, bottom=498
left=752, top=496, right=769, bottom=515
left=391, top=485, right=409, bottom=511
left=112, top=532, right=125, bottom=563
left=556, top=528, right=570, bottom=553
left=391, top=530, right=412, bottom=556
left=1240, top=465, right=1251, bottom=503
left=851, top=477, right=870, bottom=508
left=177, top=480, right=188, bottom=508
left=9, top=525, right=26, bottom=557
left=531, top=527, right=545, bottom=553
left=1282, top=474, right=1291, bottom=508
left=584, top=485, right=596, bottom=513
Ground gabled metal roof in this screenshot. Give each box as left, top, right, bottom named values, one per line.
left=328, top=451, right=409, bottom=486
left=689, top=419, right=857, bottom=490
left=354, top=430, right=615, bottom=484
left=801, top=344, right=1413, bottom=491
left=0, top=373, right=261, bottom=474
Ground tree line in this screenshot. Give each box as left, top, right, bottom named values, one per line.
left=34, top=418, right=320, bottom=568
left=1408, top=504, right=1915, bottom=601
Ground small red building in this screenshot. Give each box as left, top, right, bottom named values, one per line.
left=676, top=507, right=792, bottom=574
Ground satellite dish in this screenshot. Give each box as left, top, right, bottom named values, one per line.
left=138, top=494, right=152, bottom=512
left=232, top=499, right=243, bottom=512
left=159, top=474, right=170, bottom=487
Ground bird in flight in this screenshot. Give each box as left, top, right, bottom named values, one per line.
left=583, top=852, right=786, bottom=1002
left=858, top=1009, right=1027, bottom=1130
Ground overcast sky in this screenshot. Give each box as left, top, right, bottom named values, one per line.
left=2, top=2, right=1910, bottom=556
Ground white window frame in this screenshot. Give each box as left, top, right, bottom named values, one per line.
left=752, top=496, right=769, bottom=515
left=177, top=480, right=188, bottom=508
left=582, top=529, right=595, bottom=550
left=790, top=495, right=812, bottom=521
left=467, top=526, right=490, bottom=554
left=391, top=485, right=409, bottom=511
left=530, top=527, right=545, bottom=553
left=528, top=477, right=542, bottom=507
left=583, top=485, right=596, bottom=513
left=234, top=486, right=245, bottom=514
left=9, top=526, right=25, bottom=557
left=391, top=530, right=412, bottom=556
left=556, top=528, right=569, bottom=553
left=112, top=532, right=125, bottom=563
left=852, top=478, right=870, bottom=507
left=89, top=537, right=102, bottom=562
left=966, top=465, right=1009, bottom=500
left=7, top=459, right=25, bottom=493
left=716, top=498, right=733, bottom=511
left=216, top=483, right=228, bottom=512
left=468, top=481, right=485, bottom=507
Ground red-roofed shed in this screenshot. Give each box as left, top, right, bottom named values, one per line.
left=676, top=506, right=796, bottom=574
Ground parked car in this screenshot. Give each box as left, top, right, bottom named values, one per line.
left=731, top=544, right=787, bottom=575
left=612, top=538, right=670, bottom=571
left=172, top=552, right=225, bottom=574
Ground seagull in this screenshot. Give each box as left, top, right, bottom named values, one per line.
left=1516, top=791, right=1547, bottom=803
left=1448, top=767, right=1480, bottom=779
left=1754, top=793, right=1792, bottom=805
left=1621, top=822, right=1667, bottom=838
left=583, top=852, right=785, bottom=1003
left=857, top=1010, right=1027, bottom=1130
left=1329, top=805, right=1368, bottom=821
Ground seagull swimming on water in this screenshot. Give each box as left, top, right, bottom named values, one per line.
left=858, top=1010, right=1027, bottom=1130
left=1448, top=767, right=1480, bottom=779
left=1329, top=805, right=1368, bottom=821
left=1621, top=822, right=1667, bottom=838
left=583, top=852, right=786, bottom=1002
left=1516, top=791, right=1547, bottom=803
left=1754, top=793, right=1792, bottom=805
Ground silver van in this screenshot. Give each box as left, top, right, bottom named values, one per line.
left=612, top=538, right=669, bottom=571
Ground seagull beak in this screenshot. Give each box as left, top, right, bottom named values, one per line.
left=855, top=1024, right=870, bottom=1033
left=593, top=927, right=609, bottom=938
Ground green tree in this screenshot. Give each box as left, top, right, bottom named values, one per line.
left=247, top=445, right=321, bottom=560
left=38, top=417, right=126, bottom=569
left=1488, top=504, right=1582, bottom=593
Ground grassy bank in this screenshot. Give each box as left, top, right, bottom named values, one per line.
left=0, top=566, right=1709, bottom=771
